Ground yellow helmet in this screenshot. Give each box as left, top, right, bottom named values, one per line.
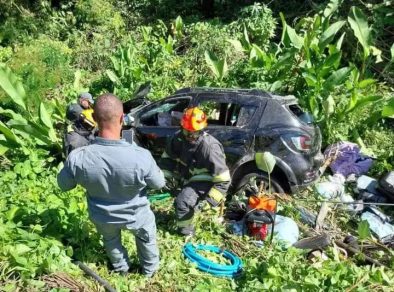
left=81, top=108, right=96, bottom=129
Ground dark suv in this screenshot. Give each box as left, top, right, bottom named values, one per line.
left=123, top=87, right=323, bottom=194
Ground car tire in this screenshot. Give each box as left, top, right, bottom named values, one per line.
left=234, top=170, right=285, bottom=197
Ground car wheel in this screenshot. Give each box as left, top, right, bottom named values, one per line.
left=234, top=171, right=285, bottom=197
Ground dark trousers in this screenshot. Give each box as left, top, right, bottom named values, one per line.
left=175, top=182, right=212, bottom=221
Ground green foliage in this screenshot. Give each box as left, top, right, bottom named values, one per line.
left=1, top=170, right=393, bottom=289
left=358, top=220, right=371, bottom=241
left=0, top=0, right=394, bottom=289
left=204, top=51, right=228, bottom=83
left=233, top=3, right=276, bottom=50
left=0, top=65, right=62, bottom=159
left=0, top=64, right=26, bottom=110
left=5, top=37, right=73, bottom=108
left=227, top=0, right=391, bottom=144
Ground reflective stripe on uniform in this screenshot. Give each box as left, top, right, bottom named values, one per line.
left=212, top=170, right=231, bottom=183
left=177, top=217, right=193, bottom=228
left=208, top=187, right=224, bottom=204
left=190, top=167, right=209, bottom=175
left=176, top=158, right=187, bottom=166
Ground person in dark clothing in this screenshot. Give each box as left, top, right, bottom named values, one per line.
left=63, top=93, right=96, bottom=156
left=160, top=107, right=231, bottom=236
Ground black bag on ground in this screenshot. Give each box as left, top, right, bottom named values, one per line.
left=378, top=171, right=394, bottom=201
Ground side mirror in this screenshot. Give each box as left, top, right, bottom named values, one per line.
left=123, top=113, right=135, bottom=127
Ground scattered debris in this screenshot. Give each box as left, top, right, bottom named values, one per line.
left=307, top=250, right=329, bottom=263
left=315, top=174, right=345, bottom=199
left=42, top=272, right=89, bottom=292
left=361, top=211, right=394, bottom=241
left=378, top=171, right=394, bottom=201
left=315, top=202, right=330, bottom=232
left=324, top=142, right=373, bottom=178
left=293, top=233, right=331, bottom=250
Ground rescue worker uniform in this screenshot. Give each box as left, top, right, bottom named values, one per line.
left=161, top=130, right=231, bottom=235
left=64, top=103, right=96, bottom=156
left=57, top=137, right=165, bottom=276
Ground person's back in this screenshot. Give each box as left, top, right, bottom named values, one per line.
left=58, top=93, right=164, bottom=277
left=64, top=138, right=164, bottom=223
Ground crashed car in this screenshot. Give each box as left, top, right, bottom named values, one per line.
left=123, top=87, right=324, bottom=194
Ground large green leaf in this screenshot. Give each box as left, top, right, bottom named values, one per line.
left=227, top=39, right=244, bottom=52
left=347, top=95, right=382, bottom=113
left=323, top=67, right=352, bottom=92
left=250, top=44, right=267, bottom=67
left=318, top=21, right=345, bottom=50
left=382, top=99, right=394, bottom=118
left=348, top=6, right=371, bottom=59
left=358, top=79, right=375, bottom=89
left=39, top=102, right=53, bottom=129
left=255, top=152, right=276, bottom=174
left=174, top=16, right=183, bottom=37
left=11, top=123, right=52, bottom=145
left=240, top=25, right=251, bottom=50
left=286, top=25, right=304, bottom=49
left=73, top=70, right=82, bottom=91
left=322, top=52, right=341, bottom=72
left=271, top=52, right=294, bottom=71
left=323, top=95, right=335, bottom=115
left=0, top=141, right=9, bottom=155
left=323, top=0, right=340, bottom=18
left=336, top=32, right=345, bottom=50
left=204, top=51, right=228, bottom=81
left=39, top=102, right=58, bottom=142
left=358, top=220, right=371, bottom=240
left=0, top=107, right=27, bottom=124
left=0, top=64, right=26, bottom=110
left=106, top=70, right=120, bottom=84
left=0, top=121, right=20, bottom=146
left=279, top=13, right=290, bottom=47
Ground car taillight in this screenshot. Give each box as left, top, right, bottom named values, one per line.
left=291, top=135, right=312, bottom=151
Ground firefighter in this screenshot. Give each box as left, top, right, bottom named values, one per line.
left=160, top=107, right=231, bottom=236
left=64, top=93, right=97, bottom=156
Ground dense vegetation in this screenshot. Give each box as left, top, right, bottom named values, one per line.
left=0, top=0, right=393, bottom=290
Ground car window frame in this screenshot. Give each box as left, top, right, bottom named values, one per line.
left=194, top=93, right=261, bottom=129
left=135, top=96, right=192, bottom=128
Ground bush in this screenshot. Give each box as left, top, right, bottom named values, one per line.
left=5, top=37, right=73, bottom=109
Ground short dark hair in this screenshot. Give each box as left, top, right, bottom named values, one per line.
left=94, top=93, right=123, bottom=126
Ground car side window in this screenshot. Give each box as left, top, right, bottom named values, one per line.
left=139, top=99, right=190, bottom=127
left=198, top=100, right=256, bottom=128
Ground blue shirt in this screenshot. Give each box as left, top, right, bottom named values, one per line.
left=57, top=137, right=165, bottom=224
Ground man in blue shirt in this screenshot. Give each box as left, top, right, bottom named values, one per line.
left=57, top=93, right=165, bottom=277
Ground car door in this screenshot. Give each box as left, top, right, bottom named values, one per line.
left=195, top=93, right=263, bottom=169
left=134, top=96, right=192, bottom=158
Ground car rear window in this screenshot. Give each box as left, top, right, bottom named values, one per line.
left=288, top=104, right=314, bottom=124
left=288, top=104, right=304, bottom=117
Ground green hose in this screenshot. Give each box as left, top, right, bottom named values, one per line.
left=148, top=193, right=172, bottom=203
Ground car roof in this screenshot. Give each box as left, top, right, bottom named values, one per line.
left=169, top=87, right=298, bottom=105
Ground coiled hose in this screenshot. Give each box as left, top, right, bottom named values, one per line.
left=183, top=243, right=242, bottom=278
